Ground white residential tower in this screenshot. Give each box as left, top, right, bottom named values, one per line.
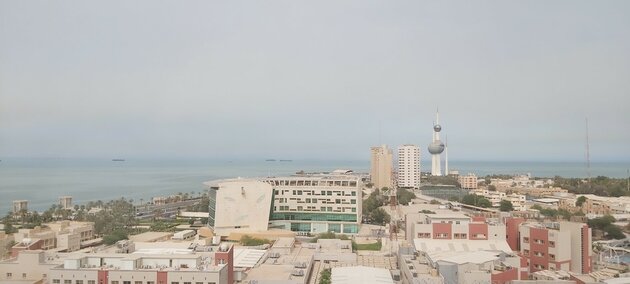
left=397, top=145, right=421, bottom=188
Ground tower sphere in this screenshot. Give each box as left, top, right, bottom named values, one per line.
left=434, top=124, right=442, bottom=132
left=428, top=141, right=445, bottom=154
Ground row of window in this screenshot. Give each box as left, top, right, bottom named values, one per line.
left=523, top=237, right=546, bottom=244
left=523, top=249, right=556, bottom=260
left=416, top=232, right=487, bottom=239
left=275, top=205, right=357, bottom=213
left=276, top=197, right=357, bottom=205
left=6, top=273, right=31, bottom=279
left=270, top=212, right=357, bottom=222
left=52, top=281, right=217, bottom=284
left=275, top=190, right=358, bottom=197
left=52, top=280, right=94, bottom=284
left=267, top=180, right=358, bottom=187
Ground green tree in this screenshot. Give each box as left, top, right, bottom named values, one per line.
left=576, top=196, right=587, bottom=207
left=488, top=185, right=497, bottom=191
left=240, top=235, right=270, bottom=246
left=461, top=194, right=491, bottom=208
left=319, top=268, right=331, bottom=284
left=371, top=208, right=391, bottom=225
left=448, top=196, right=460, bottom=202
left=604, top=225, right=625, bottom=240
left=103, top=230, right=128, bottom=245
left=397, top=188, right=416, bottom=205
left=429, top=199, right=441, bottom=205
left=3, top=215, right=17, bottom=234
left=499, top=200, right=514, bottom=212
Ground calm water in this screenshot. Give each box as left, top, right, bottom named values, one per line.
left=1, top=158, right=629, bottom=214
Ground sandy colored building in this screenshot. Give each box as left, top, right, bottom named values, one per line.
left=11, top=221, right=95, bottom=256
left=370, top=145, right=393, bottom=190
left=458, top=173, right=478, bottom=190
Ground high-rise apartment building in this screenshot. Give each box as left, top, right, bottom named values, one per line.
left=59, top=196, right=72, bottom=210
left=370, top=145, right=393, bottom=189
left=397, top=145, right=421, bottom=189
left=12, top=200, right=28, bottom=214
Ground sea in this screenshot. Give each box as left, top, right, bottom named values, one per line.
left=1, top=158, right=629, bottom=214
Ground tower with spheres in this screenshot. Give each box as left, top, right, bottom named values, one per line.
left=428, top=112, right=446, bottom=176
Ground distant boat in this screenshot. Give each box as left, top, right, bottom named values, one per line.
left=112, top=159, right=126, bottom=162
left=279, top=159, right=293, bottom=162
left=265, top=159, right=277, bottom=162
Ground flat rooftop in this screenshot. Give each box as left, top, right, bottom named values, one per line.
left=128, top=231, right=173, bottom=242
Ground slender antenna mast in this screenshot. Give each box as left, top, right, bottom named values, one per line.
left=586, top=118, right=591, bottom=186
left=445, top=135, right=449, bottom=176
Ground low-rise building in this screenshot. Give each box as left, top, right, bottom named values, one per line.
left=506, top=219, right=592, bottom=275
left=407, top=211, right=506, bottom=242
left=11, top=221, right=95, bottom=256
left=458, top=173, right=478, bottom=190
left=412, top=238, right=523, bottom=284
left=331, top=266, right=394, bottom=284
left=0, top=243, right=235, bottom=284
left=472, top=190, right=526, bottom=211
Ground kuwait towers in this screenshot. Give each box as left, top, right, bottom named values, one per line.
left=428, top=111, right=446, bottom=176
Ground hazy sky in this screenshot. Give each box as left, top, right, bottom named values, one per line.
left=1, top=1, right=629, bottom=161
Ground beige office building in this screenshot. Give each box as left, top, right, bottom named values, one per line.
left=370, top=145, right=393, bottom=190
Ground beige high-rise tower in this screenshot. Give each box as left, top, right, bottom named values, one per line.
left=370, top=145, right=393, bottom=190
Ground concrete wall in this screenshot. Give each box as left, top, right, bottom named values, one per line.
left=213, top=180, right=273, bottom=236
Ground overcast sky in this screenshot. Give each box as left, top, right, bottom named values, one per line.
left=1, top=1, right=629, bottom=162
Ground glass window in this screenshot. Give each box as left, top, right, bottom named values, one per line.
left=328, top=224, right=341, bottom=233
left=343, top=224, right=358, bottom=234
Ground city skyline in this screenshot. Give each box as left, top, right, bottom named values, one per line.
left=1, top=1, right=629, bottom=162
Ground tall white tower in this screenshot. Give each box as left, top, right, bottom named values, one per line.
left=397, top=145, right=421, bottom=188
left=428, top=111, right=445, bottom=176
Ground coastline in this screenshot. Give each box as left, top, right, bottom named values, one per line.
left=1, top=158, right=628, bottom=214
